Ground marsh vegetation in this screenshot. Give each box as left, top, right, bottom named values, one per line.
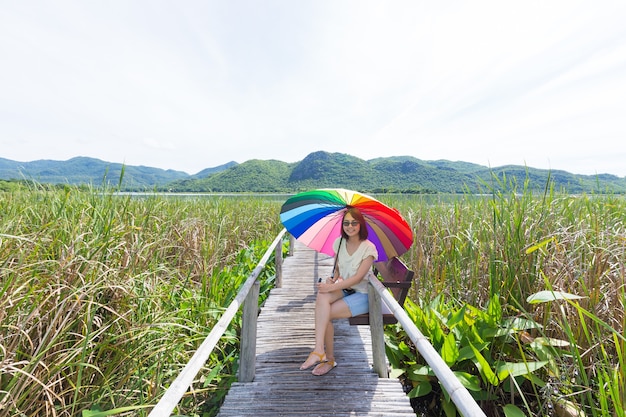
left=0, top=182, right=623, bottom=416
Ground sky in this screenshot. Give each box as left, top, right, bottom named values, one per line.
left=1, top=1, right=625, bottom=177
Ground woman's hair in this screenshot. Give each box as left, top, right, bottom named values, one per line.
left=341, top=206, right=368, bottom=241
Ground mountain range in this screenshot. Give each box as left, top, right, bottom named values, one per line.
left=1, top=152, right=624, bottom=194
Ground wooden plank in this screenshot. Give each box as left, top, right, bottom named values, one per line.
left=217, top=242, right=415, bottom=417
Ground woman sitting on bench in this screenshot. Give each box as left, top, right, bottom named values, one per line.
left=299, top=207, right=378, bottom=376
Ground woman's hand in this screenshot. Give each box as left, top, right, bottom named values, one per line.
left=317, top=276, right=341, bottom=293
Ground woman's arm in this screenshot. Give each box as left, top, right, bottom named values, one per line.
left=319, top=255, right=375, bottom=293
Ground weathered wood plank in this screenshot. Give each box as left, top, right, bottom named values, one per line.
left=217, top=242, right=415, bottom=417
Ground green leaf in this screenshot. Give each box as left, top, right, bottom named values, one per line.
left=462, top=305, right=477, bottom=327
left=465, top=303, right=491, bottom=325
left=469, top=342, right=499, bottom=386
left=487, top=294, right=502, bottom=323
left=404, top=297, right=421, bottom=323
left=525, top=236, right=555, bottom=254
left=398, top=340, right=412, bottom=356
left=389, top=367, right=405, bottom=379
left=442, top=398, right=457, bottom=417
left=385, top=344, right=404, bottom=369
left=430, top=317, right=446, bottom=347
left=203, top=364, right=222, bottom=387
left=453, top=371, right=482, bottom=391
left=526, top=290, right=584, bottom=304
left=496, top=360, right=548, bottom=380
left=441, top=332, right=459, bottom=366
left=527, top=343, right=557, bottom=365
left=410, top=364, right=432, bottom=376
left=408, top=381, right=432, bottom=398
left=522, top=371, right=547, bottom=388
left=82, top=405, right=153, bottom=417
left=457, top=345, right=476, bottom=362
left=495, top=317, right=542, bottom=337
left=503, top=404, right=527, bottom=417
left=446, top=304, right=467, bottom=328
left=532, top=336, right=571, bottom=347
left=408, top=364, right=433, bottom=382
left=503, top=317, right=542, bottom=331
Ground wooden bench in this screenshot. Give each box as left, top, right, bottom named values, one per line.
left=349, top=257, right=414, bottom=325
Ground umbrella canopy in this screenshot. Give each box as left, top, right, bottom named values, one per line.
left=279, top=188, right=413, bottom=262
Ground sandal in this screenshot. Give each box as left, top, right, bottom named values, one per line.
left=299, top=351, right=325, bottom=370
left=312, top=359, right=337, bottom=376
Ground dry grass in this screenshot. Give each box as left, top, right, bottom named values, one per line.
left=383, top=189, right=625, bottom=415
left=0, top=188, right=282, bottom=417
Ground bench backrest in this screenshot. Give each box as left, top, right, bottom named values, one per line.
left=374, top=257, right=414, bottom=306
left=348, top=257, right=414, bottom=325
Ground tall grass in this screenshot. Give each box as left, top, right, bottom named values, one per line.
left=2, top=183, right=624, bottom=416
left=0, top=186, right=283, bottom=416
left=381, top=182, right=625, bottom=415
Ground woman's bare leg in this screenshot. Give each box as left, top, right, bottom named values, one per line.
left=311, top=298, right=352, bottom=375
left=323, top=321, right=334, bottom=360
left=300, top=290, right=346, bottom=369
left=323, top=298, right=352, bottom=360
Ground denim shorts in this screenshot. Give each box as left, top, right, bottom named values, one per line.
left=342, top=291, right=369, bottom=316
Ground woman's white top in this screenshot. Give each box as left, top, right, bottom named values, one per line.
left=333, top=237, right=378, bottom=294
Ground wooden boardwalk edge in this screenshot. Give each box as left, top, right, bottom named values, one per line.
left=216, top=243, right=416, bottom=417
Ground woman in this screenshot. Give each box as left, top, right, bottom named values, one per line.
left=299, top=206, right=378, bottom=376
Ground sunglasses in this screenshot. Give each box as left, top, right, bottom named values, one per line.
left=342, top=220, right=360, bottom=227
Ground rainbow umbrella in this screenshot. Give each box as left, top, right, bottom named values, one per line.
left=279, top=188, right=413, bottom=262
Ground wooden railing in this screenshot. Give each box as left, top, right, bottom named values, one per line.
left=148, top=229, right=287, bottom=417
left=149, top=229, right=485, bottom=417
left=366, top=275, right=487, bottom=417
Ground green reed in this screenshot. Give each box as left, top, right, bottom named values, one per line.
left=381, top=182, right=625, bottom=415
left=2, top=183, right=623, bottom=416
left=0, top=186, right=283, bottom=417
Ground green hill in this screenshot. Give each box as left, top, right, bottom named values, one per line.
left=165, top=151, right=626, bottom=194
left=167, top=159, right=294, bottom=192
left=0, top=156, right=189, bottom=189
left=2, top=152, right=625, bottom=194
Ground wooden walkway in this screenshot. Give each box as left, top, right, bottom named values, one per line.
left=217, top=243, right=416, bottom=417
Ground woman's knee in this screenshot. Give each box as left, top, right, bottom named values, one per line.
left=329, top=299, right=352, bottom=319
left=316, top=290, right=342, bottom=304
left=316, top=291, right=330, bottom=303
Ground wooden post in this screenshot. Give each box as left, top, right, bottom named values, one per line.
left=275, top=240, right=283, bottom=288
left=368, top=283, right=388, bottom=378
left=369, top=277, right=487, bottom=417
left=288, top=234, right=295, bottom=256
left=239, top=280, right=260, bottom=382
